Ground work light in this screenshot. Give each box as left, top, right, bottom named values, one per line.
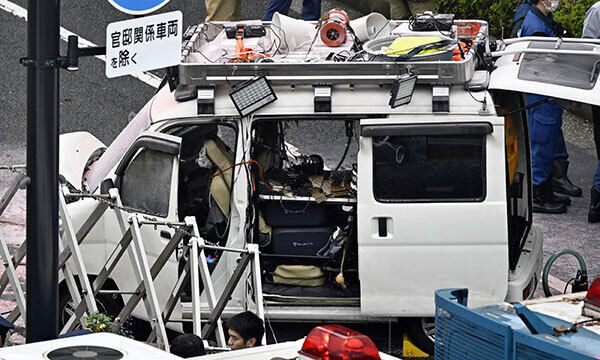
left=389, top=72, right=418, bottom=109
left=229, top=76, right=277, bottom=117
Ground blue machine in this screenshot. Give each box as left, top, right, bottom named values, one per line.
left=435, top=288, right=600, bottom=360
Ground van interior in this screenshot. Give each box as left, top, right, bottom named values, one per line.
left=168, top=107, right=532, bottom=305
left=250, top=119, right=360, bottom=304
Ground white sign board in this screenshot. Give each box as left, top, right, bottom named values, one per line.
left=106, top=11, right=182, bottom=78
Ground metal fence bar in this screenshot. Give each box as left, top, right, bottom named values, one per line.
left=57, top=201, right=109, bottom=270
left=0, top=174, right=28, bottom=323
left=108, top=189, right=157, bottom=334
left=58, top=240, right=87, bottom=332
left=63, top=228, right=133, bottom=333
left=114, top=229, right=185, bottom=325
left=201, top=252, right=252, bottom=339
left=129, top=215, right=169, bottom=351
left=248, top=244, right=266, bottom=345
left=58, top=186, right=98, bottom=315
left=188, top=217, right=226, bottom=347
left=0, top=174, right=27, bottom=216
left=0, top=241, right=26, bottom=296
left=0, top=230, right=25, bottom=322
left=146, top=246, right=191, bottom=343
left=190, top=237, right=202, bottom=336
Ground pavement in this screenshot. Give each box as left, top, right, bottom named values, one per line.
left=0, top=0, right=599, bottom=356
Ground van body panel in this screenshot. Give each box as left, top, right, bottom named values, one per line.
left=358, top=117, right=509, bottom=315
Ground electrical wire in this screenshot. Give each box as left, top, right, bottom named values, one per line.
left=564, top=278, right=576, bottom=294
left=266, top=26, right=283, bottom=56
left=193, top=49, right=215, bottom=63
left=408, top=13, right=453, bottom=37
left=305, top=24, right=322, bottom=60
left=542, top=249, right=588, bottom=297
left=262, top=300, right=278, bottom=344
left=466, top=85, right=487, bottom=105
left=268, top=23, right=290, bottom=58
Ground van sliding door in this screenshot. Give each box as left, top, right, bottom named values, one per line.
left=357, top=119, right=508, bottom=316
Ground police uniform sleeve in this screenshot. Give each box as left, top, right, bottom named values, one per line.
left=583, top=6, right=600, bottom=39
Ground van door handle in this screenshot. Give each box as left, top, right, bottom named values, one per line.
left=160, top=230, right=172, bottom=239
left=378, top=218, right=387, bottom=237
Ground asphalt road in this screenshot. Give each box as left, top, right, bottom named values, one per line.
left=1, top=0, right=599, bottom=355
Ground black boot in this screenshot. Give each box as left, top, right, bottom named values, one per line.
left=589, top=188, right=600, bottom=223
left=552, top=192, right=572, bottom=206
left=533, top=180, right=568, bottom=214
left=551, top=157, right=583, bottom=197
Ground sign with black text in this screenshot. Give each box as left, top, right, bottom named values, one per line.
left=105, top=11, right=182, bottom=78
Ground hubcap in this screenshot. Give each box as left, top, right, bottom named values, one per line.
left=422, top=317, right=436, bottom=342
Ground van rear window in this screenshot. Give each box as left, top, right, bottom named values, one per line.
left=373, top=135, right=485, bottom=202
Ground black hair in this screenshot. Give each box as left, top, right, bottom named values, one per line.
left=170, top=334, right=206, bottom=358
left=226, top=311, right=265, bottom=345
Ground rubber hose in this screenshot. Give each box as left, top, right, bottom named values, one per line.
left=334, top=136, right=352, bottom=171
left=542, top=249, right=587, bottom=297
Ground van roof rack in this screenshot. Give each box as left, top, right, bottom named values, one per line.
left=177, top=20, right=489, bottom=87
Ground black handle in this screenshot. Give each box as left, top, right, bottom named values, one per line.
left=160, top=230, right=172, bottom=239
left=378, top=218, right=387, bottom=238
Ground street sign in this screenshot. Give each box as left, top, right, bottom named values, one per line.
left=107, top=0, right=171, bottom=15
left=105, top=11, right=182, bottom=79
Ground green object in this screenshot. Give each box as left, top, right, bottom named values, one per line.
left=435, top=0, right=595, bottom=38
left=542, top=249, right=588, bottom=297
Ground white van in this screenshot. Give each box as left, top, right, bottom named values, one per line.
left=57, top=19, right=600, bottom=352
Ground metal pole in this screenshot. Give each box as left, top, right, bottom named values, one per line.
left=26, top=0, right=60, bottom=342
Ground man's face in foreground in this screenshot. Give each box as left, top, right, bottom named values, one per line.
left=228, top=328, right=256, bottom=350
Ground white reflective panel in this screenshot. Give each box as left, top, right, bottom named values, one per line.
left=489, top=37, right=600, bottom=107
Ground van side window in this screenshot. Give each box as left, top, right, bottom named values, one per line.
left=121, top=148, right=174, bottom=217
left=373, top=135, right=485, bottom=202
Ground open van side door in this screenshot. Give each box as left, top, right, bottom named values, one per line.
left=103, top=131, right=182, bottom=317
left=357, top=117, right=509, bottom=316
left=489, top=37, right=600, bottom=106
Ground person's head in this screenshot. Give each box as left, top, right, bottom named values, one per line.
left=226, top=311, right=264, bottom=350
left=170, top=334, right=206, bottom=358
left=532, top=0, right=559, bottom=14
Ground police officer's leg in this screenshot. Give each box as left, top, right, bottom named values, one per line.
left=589, top=105, right=600, bottom=223
left=263, top=0, right=293, bottom=21
left=528, top=103, right=568, bottom=213
left=551, top=127, right=583, bottom=197
left=389, top=0, right=412, bottom=20
left=205, top=0, right=241, bottom=21
left=406, top=0, right=436, bottom=15
left=301, top=0, right=321, bottom=21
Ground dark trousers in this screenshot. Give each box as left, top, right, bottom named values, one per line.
left=593, top=106, right=600, bottom=192
left=593, top=106, right=600, bottom=160
left=263, top=0, right=321, bottom=21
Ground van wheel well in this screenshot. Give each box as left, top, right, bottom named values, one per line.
left=58, top=275, right=124, bottom=330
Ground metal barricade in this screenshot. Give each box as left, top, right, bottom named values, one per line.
left=0, top=166, right=265, bottom=352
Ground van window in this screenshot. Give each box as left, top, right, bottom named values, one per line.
left=121, top=149, right=174, bottom=217
left=373, top=135, right=485, bottom=202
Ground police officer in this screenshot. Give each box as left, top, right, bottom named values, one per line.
left=582, top=1, right=600, bottom=223
left=520, top=0, right=573, bottom=213
left=389, top=0, right=435, bottom=20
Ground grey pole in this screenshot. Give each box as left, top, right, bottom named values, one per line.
left=25, top=0, right=60, bottom=342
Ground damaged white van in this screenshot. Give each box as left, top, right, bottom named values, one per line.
left=57, top=17, right=600, bottom=353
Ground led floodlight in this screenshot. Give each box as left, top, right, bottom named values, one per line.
left=229, top=76, right=277, bottom=117
left=389, top=72, right=417, bottom=109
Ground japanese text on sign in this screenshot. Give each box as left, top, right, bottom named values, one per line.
left=105, top=11, right=182, bottom=78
